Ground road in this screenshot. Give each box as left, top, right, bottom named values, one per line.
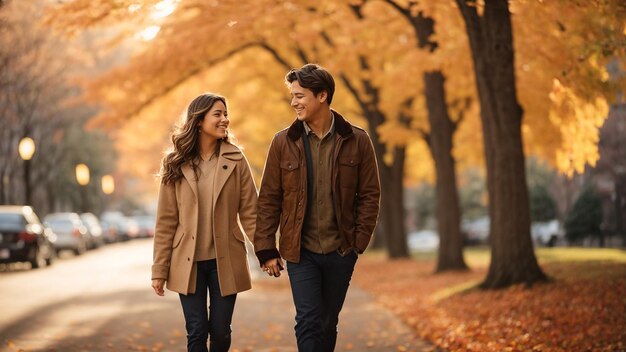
left=0, top=239, right=433, bottom=352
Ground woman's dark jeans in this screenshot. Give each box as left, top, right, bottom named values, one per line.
left=179, top=259, right=236, bottom=352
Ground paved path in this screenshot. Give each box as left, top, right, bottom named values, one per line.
left=0, top=239, right=433, bottom=351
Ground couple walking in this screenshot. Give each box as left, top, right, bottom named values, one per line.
left=151, top=64, right=381, bottom=352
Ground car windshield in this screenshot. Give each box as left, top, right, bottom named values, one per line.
left=0, top=213, right=24, bottom=230
left=45, top=219, right=74, bottom=231
left=132, top=217, right=154, bottom=227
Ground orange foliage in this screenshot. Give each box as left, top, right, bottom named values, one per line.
left=353, top=257, right=626, bottom=352
left=41, top=0, right=626, bottom=191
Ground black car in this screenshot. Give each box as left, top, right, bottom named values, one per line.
left=0, top=206, right=56, bottom=269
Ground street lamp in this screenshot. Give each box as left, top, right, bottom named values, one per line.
left=101, top=175, right=114, bottom=195
left=75, top=164, right=90, bottom=212
left=18, top=137, right=35, bottom=205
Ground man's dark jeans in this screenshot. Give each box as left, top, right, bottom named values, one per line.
left=179, top=259, right=236, bottom=352
left=287, top=248, right=358, bottom=352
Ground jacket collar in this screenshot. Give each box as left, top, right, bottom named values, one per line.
left=219, top=141, right=243, bottom=160
left=180, top=141, right=242, bottom=199
left=287, top=109, right=353, bottom=141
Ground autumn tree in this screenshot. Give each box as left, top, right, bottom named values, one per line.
left=381, top=0, right=469, bottom=271
left=45, top=0, right=418, bottom=257
left=595, top=101, right=626, bottom=245
left=455, top=0, right=547, bottom=288
left=44, top=0, right=625, bottom=262
left=0, top=0, right=117, bottom=215
left=454, top=0, right=625, bottom=287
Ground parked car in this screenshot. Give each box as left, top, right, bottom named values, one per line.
left=44, top=212, right=89, bottom=255
left=461, top=216, right=490, bottom=245
left=99, top=220, right=118, bottom=243
left=129, top=215, right=155, bottom=238
left=101, top=211, right=139, bottom=241
left=407, top=230, right=439, bottom=252
left=531, top=219, right=563, bottom=247
left=0, top=205, right=56, bottom=268
left=80, top=213, right=104, bottom=248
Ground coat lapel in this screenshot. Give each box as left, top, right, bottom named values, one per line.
left=181, top=163, right=199, bottom=200
left=213, top=143, right=242, bottom=207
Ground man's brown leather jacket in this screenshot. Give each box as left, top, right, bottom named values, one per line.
left=255, top=110, right=381, bottom=264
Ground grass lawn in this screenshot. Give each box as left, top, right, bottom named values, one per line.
left=353, top=246, right=626, bottom=351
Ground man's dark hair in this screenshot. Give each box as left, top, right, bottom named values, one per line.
left=285, top=63, right=336, bottom=105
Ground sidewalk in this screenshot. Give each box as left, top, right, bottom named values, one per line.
left=0, top=246, right=435, bottom=352
left=231, top=265, right=435, bottom=352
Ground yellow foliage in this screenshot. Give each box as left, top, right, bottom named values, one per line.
left=41, top=0, right=625, bottom=197
left=405, top=140, right=435, bottom=186
left=549, top=79, right=609, bottom=177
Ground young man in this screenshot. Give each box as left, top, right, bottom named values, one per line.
left=254, top=63, right=381, bottom=352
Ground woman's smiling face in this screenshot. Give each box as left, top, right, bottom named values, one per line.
left=199, top=100, right=229, bottom=140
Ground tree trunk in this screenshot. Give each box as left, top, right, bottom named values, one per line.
left=384, top=0, right=468, bottom=268
left=0, top=168, right=5, bottom=204
left=342, top=5, right=409, bottom=258
left=615, top=173, right=626, bottom=247
left=424, top=72, right=468, bottom=271
left=456, top=0, right=547, bottom=288
left=366, top=108, right=409, bottom=258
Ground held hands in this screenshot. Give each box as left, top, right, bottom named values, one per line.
left=151, top=279, right=166, bottom=296
left=262, top=258, right=285, bottom=277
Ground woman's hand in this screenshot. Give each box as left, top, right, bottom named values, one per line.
left=262, top=258, right=285, bottom=277
left=152, top=279, right=166, bottom=296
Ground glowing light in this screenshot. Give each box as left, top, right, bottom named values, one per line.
left=18, top=137, right=35, bottom=161
left=101, top=175, right=115, bottom=195
left=128, top=4, right=141, bottom=13
left=152, top=0, right=178, bottom=19
left=138, top=25, right=160, bottom=41
left=75, top=164, right=90, bottom=186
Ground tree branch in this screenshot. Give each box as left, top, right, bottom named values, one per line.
left=100, top=41, right=295, bottom=125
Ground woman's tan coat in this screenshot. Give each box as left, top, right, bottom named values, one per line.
left=151, top=143, right=257, bottom=296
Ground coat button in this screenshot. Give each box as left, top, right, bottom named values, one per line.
left=288, top=164, right=292, bottom=169
left=223, top=165, right=228, bottom=169
left=187, top=257, right=190, bottom=261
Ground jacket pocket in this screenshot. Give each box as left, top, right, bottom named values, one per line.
left=338, top=156, right=360, bottom=188
left=232, top=227, right=245, bottom=243
left=280, top=160, right=300, bottom=191
left=172, top=228, right=185, bottom=248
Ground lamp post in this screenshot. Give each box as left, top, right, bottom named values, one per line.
left=18, top=137, right=35, bottom=205
left=75, top=163, right=90, bottom=212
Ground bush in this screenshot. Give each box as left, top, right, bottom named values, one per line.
left=529, top=185, right=557, bottom=222
left=565, top=185, right=603, bottom=243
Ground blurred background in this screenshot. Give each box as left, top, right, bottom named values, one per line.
left=0, top=0, right=624, bottom=263
left=1, top=1, right=625, bottom=351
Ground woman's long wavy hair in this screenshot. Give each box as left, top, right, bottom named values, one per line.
left=159, top=93, right=230, bottom=185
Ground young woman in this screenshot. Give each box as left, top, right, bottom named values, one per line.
left=151, top=93, right=257, bottom=352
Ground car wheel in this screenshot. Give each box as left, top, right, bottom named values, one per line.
left=45, top=245, right=56, bottom=265
left=76, top=240, right=87, bottom=255
left=30, top=246, right=47, bottom=269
